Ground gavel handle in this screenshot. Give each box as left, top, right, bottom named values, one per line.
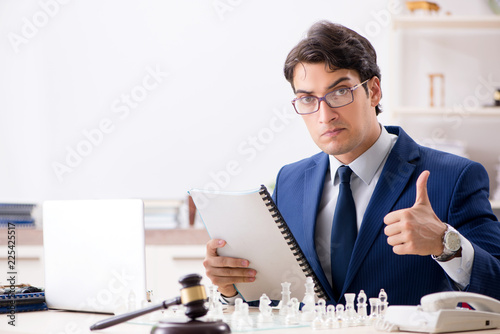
left=90, top=296, right=181, bottom=330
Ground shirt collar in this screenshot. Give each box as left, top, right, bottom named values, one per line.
left=329, top=125, right=396, bottom=185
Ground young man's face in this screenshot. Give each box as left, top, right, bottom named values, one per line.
left=292, top=62, right=382, bottom=164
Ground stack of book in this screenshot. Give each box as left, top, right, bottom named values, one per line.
left=0, top=203, right=36, bottom=228
left=0, top=291, right=47, bottom=313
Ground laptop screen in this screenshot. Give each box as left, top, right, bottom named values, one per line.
left=42, top=199, right=147, bottom=314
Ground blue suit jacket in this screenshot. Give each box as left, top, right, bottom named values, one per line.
left=273, top=126, right=500, bottom=306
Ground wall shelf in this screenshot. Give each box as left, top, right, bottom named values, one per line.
left=390, top=5, right=500, bottom=202
left=393, top=15, right=500, bottom=29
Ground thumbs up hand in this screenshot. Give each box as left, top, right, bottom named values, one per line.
left=384, top=171, right=447, bottom=256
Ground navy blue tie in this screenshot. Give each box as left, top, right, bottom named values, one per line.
left=330, top=165, right=357, bottom=299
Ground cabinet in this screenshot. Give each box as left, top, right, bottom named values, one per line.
left=389, top=8, right=500, bottom=208
left=145, top=245, right=208, bottom=301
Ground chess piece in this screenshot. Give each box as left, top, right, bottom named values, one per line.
left=311, top=305, right=325, bottom=329
left=257, top=294, right=273, bottom=323
left=285, top=298, right=300, bottom=325
left=368, top=298, right=381, bottom=325
left=234, top=302, right=253, bottom=331
left=378, top=289, right=388, bottom=317
left=357, top=290, right=368, bottom=325
left=344, top=293, right=357, bottom=326
left=206, top=285, right=224, bottom=321
left=325, top=305, right=339, bottom=329
left=301, top=277, right=316, bottom=322
left=336, top=304, right=346, bottom=327
left=231, top=298, right=244, bottom=325
left=278, top=282, right=291, bottom=316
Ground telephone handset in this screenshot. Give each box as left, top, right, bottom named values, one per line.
left=421, top=291, right=500, bottom=313
left=377, top=291, right=500, bottom=333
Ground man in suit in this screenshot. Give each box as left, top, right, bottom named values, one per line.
left=203, top=21, right=500, bottom=306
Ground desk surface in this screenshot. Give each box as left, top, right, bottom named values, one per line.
left=2, top=309, right=500, bottom=334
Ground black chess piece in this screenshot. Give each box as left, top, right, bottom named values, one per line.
left=90, top=273, right=230, bottom=333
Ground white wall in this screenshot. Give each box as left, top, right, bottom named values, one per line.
left=0, top=0, right=393, bottom=202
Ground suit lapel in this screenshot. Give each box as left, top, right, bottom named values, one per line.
left=302, top=153, right=335, bottom=299
left=342, top=127, right=420, bottom=294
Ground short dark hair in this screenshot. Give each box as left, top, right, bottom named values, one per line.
left=284, top=21, right=382, bottom=115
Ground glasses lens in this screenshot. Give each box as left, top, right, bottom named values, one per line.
left=295, top=96, right=318, bottom=114
left=325, top=88, right=352, bottom=108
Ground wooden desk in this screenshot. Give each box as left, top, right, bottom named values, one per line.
left=2, top=309, right=500, bottom=334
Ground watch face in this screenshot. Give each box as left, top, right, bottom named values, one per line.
left=445, top=232, right=461, bottom=252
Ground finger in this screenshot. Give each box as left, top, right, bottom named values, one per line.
left=207, top=266, right=256, bottom=280
left=414, top=170, right=431, bottom=206
left=212, top=275, right=256, bottom=285
left=206, top=239, right=226, bottom=257
left=386, top=233, right=405, bottom=247
left=384, top=209, right=404, bottom=226
left=384, top=222, right=401, bottom=237
left=391, top=243, right=409, bottom=255
left=208, top=255, right=251, bottom=269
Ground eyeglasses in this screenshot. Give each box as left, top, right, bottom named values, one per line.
left=291, top=79, right=370, bottom=115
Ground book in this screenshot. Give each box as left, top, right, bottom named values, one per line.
left=0, top=292, right=48, bottom=313
left=189, top=185, right=327, bottom=302
left=0, top=203, right=37, bottom=228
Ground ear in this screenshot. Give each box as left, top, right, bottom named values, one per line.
left=369, top=76, right=382, bottom=107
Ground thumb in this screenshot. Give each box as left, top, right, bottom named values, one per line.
left=414, top=170, right=431, bottom=206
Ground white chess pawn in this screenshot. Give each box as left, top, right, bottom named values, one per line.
left=317, top=298, right=327, bottom=318
left=325, top=304, right=339, bottom=329
left=231, top=298, right=244, bottom=325
left=336, top=304, right=346, bottom=327
left=311, top=305, right=325, bottom=329
left=378, top=289, right=388, bottom=317
left=237, top=302, right=253, bottom=330
left=357, top=290, right=368, bottom=325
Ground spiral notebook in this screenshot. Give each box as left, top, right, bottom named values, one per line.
left=189, top=185, right=327, bottom=302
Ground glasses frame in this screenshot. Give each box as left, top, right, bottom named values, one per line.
left=291, top=78, right=370, bottom=115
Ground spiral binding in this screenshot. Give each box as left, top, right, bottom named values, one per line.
left=258, top=185, right=328, bottom=300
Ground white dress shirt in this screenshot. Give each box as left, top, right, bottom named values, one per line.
left=315, top=124, right=473, bottom=290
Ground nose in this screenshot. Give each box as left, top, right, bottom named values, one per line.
left=317, top=98, right=337, bottom=123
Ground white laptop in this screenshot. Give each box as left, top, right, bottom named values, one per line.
left=42, top=199, right=147, bottom=314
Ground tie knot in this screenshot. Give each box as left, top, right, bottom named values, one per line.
left=338, top=165, right=353, bottom=184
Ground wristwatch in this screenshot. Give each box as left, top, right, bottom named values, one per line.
left=432, top=224, right=461, bottom=262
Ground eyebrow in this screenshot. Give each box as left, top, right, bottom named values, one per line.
left=294, top=77, right=352, bottom=95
